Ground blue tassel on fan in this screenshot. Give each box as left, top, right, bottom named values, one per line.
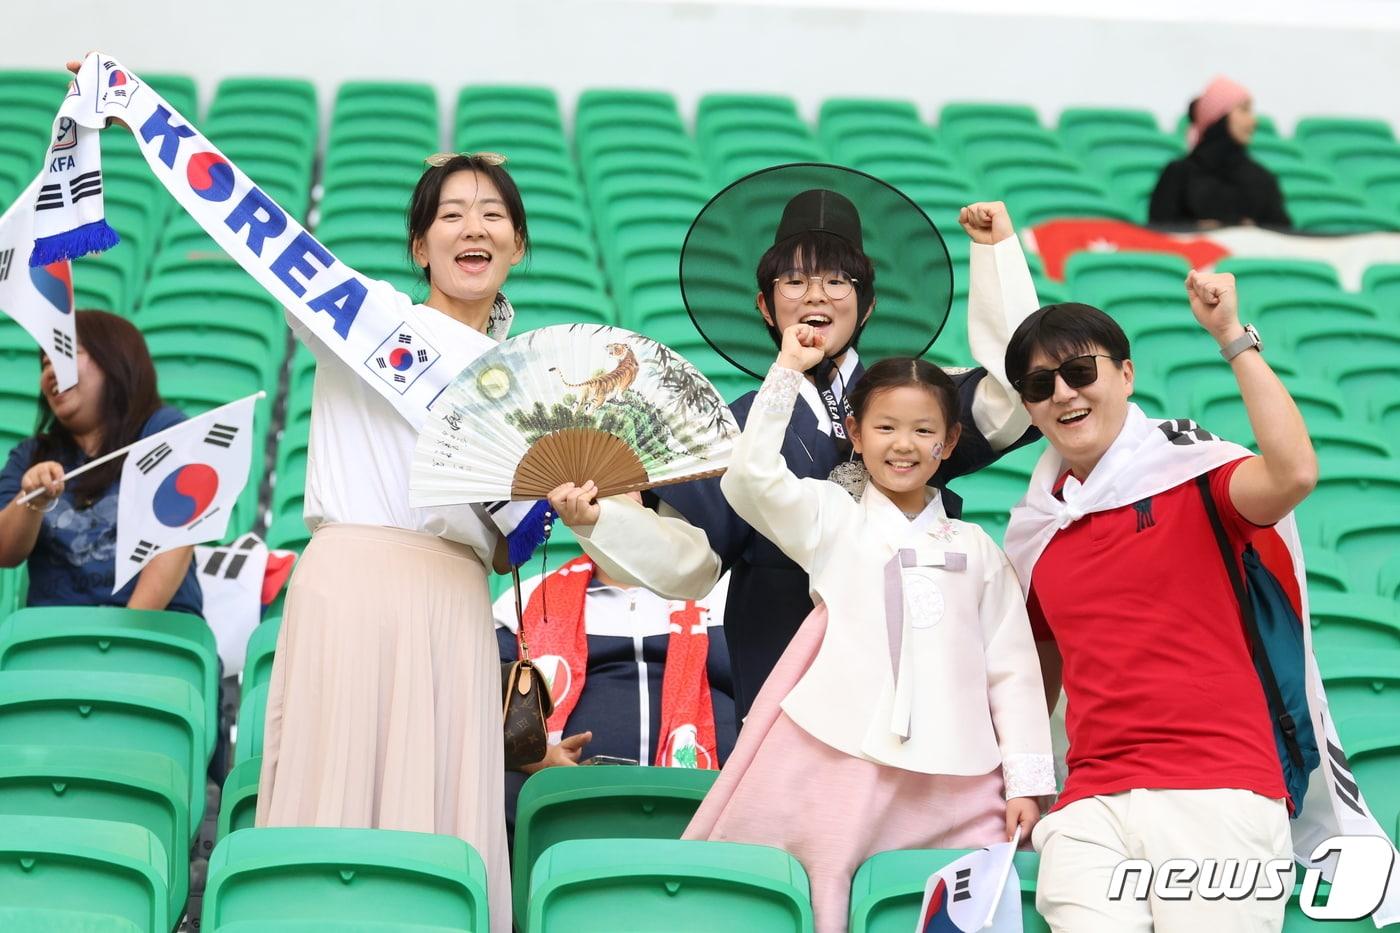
left=507, top=499, right=554, bottom=567
left=30, top=219, right=121, bottom=266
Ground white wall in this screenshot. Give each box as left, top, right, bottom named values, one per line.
left=2, top=0, right=1399, bottom=137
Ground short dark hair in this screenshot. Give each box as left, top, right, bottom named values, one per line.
left=755, top=230, right=876, bottom=317
left=1004, top=302, right=1131, bottom=388
left=848, top=356, right=959, bottom=432
left=32, top=310, right=163, bottom=507
left=406, top=155, right=530, bottom=287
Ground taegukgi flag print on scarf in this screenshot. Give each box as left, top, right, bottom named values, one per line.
left=36, top=52, right=544, bottom=551
left=0, top=174, right=77, bottom=391
left=1003, top=403, right=1400, bottom=928
left=113, top=394, right=258, bottom=592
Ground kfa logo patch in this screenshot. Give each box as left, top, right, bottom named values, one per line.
left=365, top=321, right=440, bottom=394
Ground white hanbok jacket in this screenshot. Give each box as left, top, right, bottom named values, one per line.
left=721, top=364, right=1057, bottom=798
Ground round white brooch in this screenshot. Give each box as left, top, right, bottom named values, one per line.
left=904, top=569, right=946, bottom=629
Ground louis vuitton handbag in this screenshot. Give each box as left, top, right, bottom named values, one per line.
left=501, top=565, right=554, bottom=770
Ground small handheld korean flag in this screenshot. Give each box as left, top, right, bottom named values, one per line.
left=114, top=394, right=258, bottom=592
left=915, top=830, right=1023, bottom=933
left=0, top=174, right=78, bottom=391
left=194, top=533, right=269, bottom=677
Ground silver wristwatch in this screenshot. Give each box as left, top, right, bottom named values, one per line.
left=1220, top=324, right=1262, bottom=362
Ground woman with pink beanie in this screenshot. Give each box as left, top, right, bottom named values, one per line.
left=1149, top=76, right=1291, bottom=228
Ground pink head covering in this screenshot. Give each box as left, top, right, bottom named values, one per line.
left=1187, top=76, right=1252, bottom=147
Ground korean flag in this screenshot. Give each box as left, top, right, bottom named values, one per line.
left=194, top=532, right=269, bottom=676
left=916, top=837, right=1023, bottom=933
left=365, top=320, right=440, bottom=394
left=113, top=394, right=258, bottom=592
left=0, top=174, right=78, bottom=391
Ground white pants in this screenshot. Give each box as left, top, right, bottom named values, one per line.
left=1033, top=788, right=1293, bottom=933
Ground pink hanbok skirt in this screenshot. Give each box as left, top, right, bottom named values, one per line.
left=684, top=605, right=1008, bottom=933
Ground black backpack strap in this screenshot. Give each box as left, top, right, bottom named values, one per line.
left=1195, top=473, right=1304, bottom=769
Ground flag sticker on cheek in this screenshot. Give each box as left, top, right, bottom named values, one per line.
left=366, top=321, right=440, bottom=394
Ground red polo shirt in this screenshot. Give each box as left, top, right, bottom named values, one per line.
left=1029, top=458, right=1288, bottom=812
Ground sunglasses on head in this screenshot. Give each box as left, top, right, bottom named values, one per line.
left=1014, top=354, right=1121, bottom=403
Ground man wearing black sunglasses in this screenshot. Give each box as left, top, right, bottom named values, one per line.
left=999, top=272, right=1334, bottom=932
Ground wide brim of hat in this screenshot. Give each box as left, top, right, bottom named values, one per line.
left=679, top=162, right=954, bottom=380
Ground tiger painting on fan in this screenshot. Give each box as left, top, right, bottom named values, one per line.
left=549, top=342, right=641, bottom=413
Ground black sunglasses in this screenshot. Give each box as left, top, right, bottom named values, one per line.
left=1014, top=354, right=1121, bottom=403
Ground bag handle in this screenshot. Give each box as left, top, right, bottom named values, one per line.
left=1195, top=474, right=1304, bottom=769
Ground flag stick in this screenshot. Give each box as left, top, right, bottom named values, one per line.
left=15, top=391, right=265, bottom=505
left=983, top=824, right=1023, bottom=929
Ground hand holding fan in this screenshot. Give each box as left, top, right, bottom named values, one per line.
left=410, top=324, right=740, bottom=505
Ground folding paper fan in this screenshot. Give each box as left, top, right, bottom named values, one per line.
left=410, top=324, right=741, bottom=506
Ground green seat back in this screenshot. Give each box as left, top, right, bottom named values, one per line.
left=244, top=618, right=283, bottom=696
left=0, top=744, right=190, bottom=922
left=0, top=814, right=169, bottom=933
left=0, top=606, right=219, bottom=756
left=0, top=670, right=206, bottom=831
left=849, top=848, right=1046, bottom=932
left=234, top=683, right=269, bottom=766
left=528, top=838, right=811, bottom=933
left=513, top=766, right=719, bottom=927
left=218, top=756, right=262, bottom=840
left=202, top=827, right=488, bottom=932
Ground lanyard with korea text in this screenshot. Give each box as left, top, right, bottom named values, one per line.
left=33, top=54, right=493, bottom=432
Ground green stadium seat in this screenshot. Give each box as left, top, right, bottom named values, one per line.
left=1369, top=386, right=1400, bottom=437
left=1255, top=294, right=1380, bottom=339
left=0, top=606, right=219, bottom=758
left=1362, top=262, right=1400, bottom=320
left=0, top=670, right=207, bottom=830
left=217, top=756, right=261, bottom=840
left=1329, top=712, right=1400, bottom=847
left=1058, top=106, right=1159, bottom=138
left=266, top=513, right=311, bottom=553
left=146, top=331, right=277, bottom=397
left=1291, top=201, right=1400, bottom=234
left=575, top=89, right=686, bottom=138
left=0, top=567, right=27, bottom=619
left=1296, top=459, right=1400, bottom=544
left=208, top=78, right=316, bottom=123
left=0, top=814, right=169, bottom=933
left=527, top=838, right=811, bottom=933
left=849, top=848, right=1045, bottom=933
left=234, top=683, right=268, bottom=766
left=1214, top=258, right=1342, bottom=303
left=202, top=827, right=489, bottom=932
left=1378, top=551, right=1400, bottom=601
left=1323, top=508, right=1400, bottom=597
left=1294, top=116, right=1396, bottom=159
left=0, top=744, right=190, bottom=923
left=513, top=765, right=720, bottom=928
left=1283, top=318, right=1400, bottom=366
left=1304, top=547, right=1352, bottom=594
left=1064, top=251, right=1191, bottom=304
left=1307, top=592, right=1400, bottom=654
left=958, top=127, right=1071, bottom=172
left=939, top=102, right=1040, bottom=139
left=1318, top=649, right=1400, bottom=724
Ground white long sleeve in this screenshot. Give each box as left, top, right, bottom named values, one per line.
left=968, top=235, right=1042, bottom=451
left=573, top=496, right=721, bottom=600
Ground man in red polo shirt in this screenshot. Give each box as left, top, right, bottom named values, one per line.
left=1001, top=272, right=1317, bottom=932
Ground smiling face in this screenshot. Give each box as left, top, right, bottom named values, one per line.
left=411, top=169, right=525, bottom=308
left=758, top=264, right=869, bottom=359
left=848, top=384, right=959, bottom=513
left=40, top=345, right=105, bottom=439
left=1021, top=344, right=1135, bottom=480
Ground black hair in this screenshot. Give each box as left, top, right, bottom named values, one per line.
left=31, top=310, right=163, bottom=508
left=755, top=230, right=876, bottom=318
left=848, top=357, right=959, bottom=433
left=406, top=154, right=530, bottom=287
left=1004, top=302, right=1131, bottom=388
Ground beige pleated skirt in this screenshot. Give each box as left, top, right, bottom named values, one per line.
left=256, top=523, right=510, bottom=933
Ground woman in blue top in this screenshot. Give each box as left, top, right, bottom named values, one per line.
left=0, top=309, right=202, bottom=615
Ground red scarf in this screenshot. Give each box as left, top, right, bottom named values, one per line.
left=519, top=557, right=718, bottom=768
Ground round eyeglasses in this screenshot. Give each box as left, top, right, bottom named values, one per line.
left=773, top=272, right=857, bottom=302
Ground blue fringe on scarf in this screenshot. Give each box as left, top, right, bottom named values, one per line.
left=507, top=499, right=554, bottom=568
left=30, top=220, right=121, bottom=267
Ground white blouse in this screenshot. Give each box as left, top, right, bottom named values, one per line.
left=720, top=363, right=1057, bottom=796
left=287, top=281, right=506, bottom=564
